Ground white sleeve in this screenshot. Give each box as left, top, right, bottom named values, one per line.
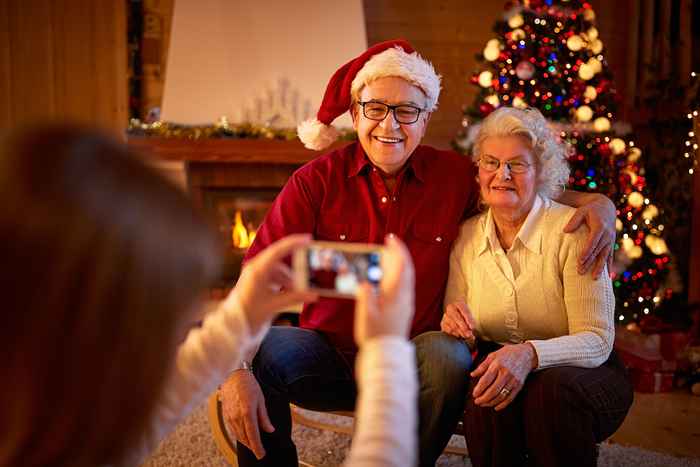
left=343, top=336, right=417, bottom=467
left=444, top=223, right=470, bottom=310
left=126, top=292, right=268, bottom=464
left=528, top=227, right=615, bottom=369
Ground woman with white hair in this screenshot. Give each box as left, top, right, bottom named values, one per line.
left=442, top=107, right=633, bottom=467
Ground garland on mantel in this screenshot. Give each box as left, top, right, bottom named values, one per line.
left=127, top=117, right=356, bottom=141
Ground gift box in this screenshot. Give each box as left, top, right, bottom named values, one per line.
left=614, top=325, right=679, bottom=372
left=629, top=368, right=675, bottom=393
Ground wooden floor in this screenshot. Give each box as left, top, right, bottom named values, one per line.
left=609, top=390, right=700, bottom=458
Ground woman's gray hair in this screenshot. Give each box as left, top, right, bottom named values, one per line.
left=473, top=106, right=571, bottom=199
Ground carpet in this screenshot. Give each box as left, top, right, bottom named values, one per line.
left=142, top=397, right=700, bottom=467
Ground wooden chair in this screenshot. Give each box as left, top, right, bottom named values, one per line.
left=207, top=392, right=468, bottom=466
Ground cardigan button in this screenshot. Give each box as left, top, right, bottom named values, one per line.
left=339, top=234, right=346, bottom=240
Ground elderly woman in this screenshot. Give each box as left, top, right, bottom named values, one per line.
left=442, top=107, right=633, bottom=467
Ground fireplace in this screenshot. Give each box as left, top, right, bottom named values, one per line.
left=203, top=188, right=277, bottom=283
left=127, top=137, right=341, bottom=289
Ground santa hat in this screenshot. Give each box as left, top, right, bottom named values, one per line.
left=297, top=39, right=441, bottom=151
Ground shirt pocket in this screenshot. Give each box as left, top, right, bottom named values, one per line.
left=411, top=222, right=458, bottom=249
left=316, top=222, right=369, bottom=243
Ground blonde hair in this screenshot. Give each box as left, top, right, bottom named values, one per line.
left=473, top=107, right=570, bottom=199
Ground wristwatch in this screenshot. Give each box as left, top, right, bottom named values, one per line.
left=232, top=359, right=253, bottom=373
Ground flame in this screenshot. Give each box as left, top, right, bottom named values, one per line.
left=232, top=210, right=256, bottom=249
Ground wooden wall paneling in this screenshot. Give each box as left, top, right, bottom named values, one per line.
left=0, top=0, right=12, bottom=128
left=8, top=0, right=56, bottom=126
left=55, top=0, right=95, bottom=125
left=93, top=0, right=128, bottom=133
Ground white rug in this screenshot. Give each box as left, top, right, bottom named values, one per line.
left=143, top=398, right=700, bottom=467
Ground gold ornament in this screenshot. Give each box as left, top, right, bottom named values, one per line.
left=615, top=218, right=623, bottom=231
left=590, top=39, right=603, bottom=54
left=513, top=96, right=528, bottom=109
left=484, top=45, right=500, bottom=61
left=575, top=105, right=593, bottom=122
left=610, top=138, right=626, bottom=155
left=628, top=191, right=645, bottom=208
left=593, top=116, right=611, bottom=132
left=478, top=71, right=494, bottom=88
left=578, top=63, right=595, bottom=81
left=511, top=28, right=526, bottom=41
left=645, top=235, right=669, bottom=255
left=627, top=147, right=642, bottom=162
left=485, top=94, right=500, bottom=107
left=567, top=35, right=585, bottom=51
left=587, top=27, right=599, bottom=40
left=508, top=14, right=524, bottom=28
left=584, top=85, right=598, bottom=101
left=587, top=57, right=602, bottom=74
left=642, top=205, right=659, bottom=220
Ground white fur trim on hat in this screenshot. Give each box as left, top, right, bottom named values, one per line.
left=350, top=46, right=441, bottom=111
left=297, top=118, right=340, bottom=150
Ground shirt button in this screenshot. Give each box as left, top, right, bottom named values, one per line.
left=339, top=234, right=346, bottom=240
left=387, top=233, right=395, bottom=239
left=381, top=196, right=388, bottom=203
left=392, top=196, right=397, bottom=202
left=435, top=236, right=442, bottom=243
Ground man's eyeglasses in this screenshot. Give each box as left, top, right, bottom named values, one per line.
left=357, top=101, right=424, bottom=124
left=477, top=155, right=533, bottom=174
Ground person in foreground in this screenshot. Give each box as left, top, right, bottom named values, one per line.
left=442, top=107, right=634, bottom=467
left=220, top=39, right=618, bottom=467
left=0, top=126, right=417, bottom=467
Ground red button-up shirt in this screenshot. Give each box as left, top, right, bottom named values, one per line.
left=245, top=142, right=479, bottom=354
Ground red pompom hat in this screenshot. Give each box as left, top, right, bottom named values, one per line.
left=298, top=39, right=441, bottom=151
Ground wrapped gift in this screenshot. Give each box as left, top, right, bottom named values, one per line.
left=614, top=325, right=682, bottom=372
left=629, top=368, right=675, bottom=393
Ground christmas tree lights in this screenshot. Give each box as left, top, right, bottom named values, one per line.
left=456, top=0, right=673, bottom=322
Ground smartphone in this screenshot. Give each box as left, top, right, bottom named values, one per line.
left=293, top=240, right=384, bottom=298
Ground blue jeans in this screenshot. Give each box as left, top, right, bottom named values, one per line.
left=236, top=327, right=471, bottom=467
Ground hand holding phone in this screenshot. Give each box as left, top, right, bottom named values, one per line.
left=354, top=235, right=416, bottom=345
left=293, top=241, right=385, bottom=298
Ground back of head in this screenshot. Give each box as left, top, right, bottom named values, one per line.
left=0, top=126, right=221, bottom=466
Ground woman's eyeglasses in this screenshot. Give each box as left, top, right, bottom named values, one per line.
left=477, top=155, right=533, bottom=174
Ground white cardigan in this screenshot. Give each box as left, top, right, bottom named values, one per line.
left=445, top=195, right=615, bottom=370
left=130, top=292, right=417, bottom=467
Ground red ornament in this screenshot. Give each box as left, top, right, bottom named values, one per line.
left=479, top=102, right=495, bottom=117
left=598, top=143, right=611, bottom=157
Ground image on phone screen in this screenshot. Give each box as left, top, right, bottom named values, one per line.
left=307, top=246, right=382, bottom=296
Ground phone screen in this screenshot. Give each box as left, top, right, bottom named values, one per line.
left=306, top=245, right=383, bottom=296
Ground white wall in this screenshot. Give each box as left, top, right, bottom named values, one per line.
left=162, top=0, right=366, bottom=129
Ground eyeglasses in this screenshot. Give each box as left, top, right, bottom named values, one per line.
left=477, top=155, right=533, bottom=174
left=357, top=101, right=425, bottom=124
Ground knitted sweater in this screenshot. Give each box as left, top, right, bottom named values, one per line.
left=128, top=292, right=417, bottom=467
left=445, top=195, right=615, bottom=369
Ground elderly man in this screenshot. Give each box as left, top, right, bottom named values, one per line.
left=219, top=39, right=616, bottom=467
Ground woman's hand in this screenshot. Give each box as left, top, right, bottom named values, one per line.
left=471, top=343, right=538, bottom=411
left=440, top=301, right=476, bottom=349
left=354, top=235, right=415, bottom=346
left=231, top=234, right=318, bottom=335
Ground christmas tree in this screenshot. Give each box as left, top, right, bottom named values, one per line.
left=454, top=0, right=673, bottom=323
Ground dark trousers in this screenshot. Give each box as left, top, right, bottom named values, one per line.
left=236, top=327, right=472, bottom=467
left=464, top=341, right=634, bottom=467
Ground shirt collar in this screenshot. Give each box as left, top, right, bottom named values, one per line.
left=477, top=194, right=545, bottom=256
left=347, top=143, right=426, bottom=183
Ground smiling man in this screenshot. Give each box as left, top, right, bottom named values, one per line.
left=219, top=39, right=617, bottom=467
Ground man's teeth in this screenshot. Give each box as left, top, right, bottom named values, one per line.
left=375, top=136, right=402, bottom=143
left=492, top=187, right=514, bottom=190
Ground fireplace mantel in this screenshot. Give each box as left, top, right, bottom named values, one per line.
left=127, top=137, right=332, bottom=165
